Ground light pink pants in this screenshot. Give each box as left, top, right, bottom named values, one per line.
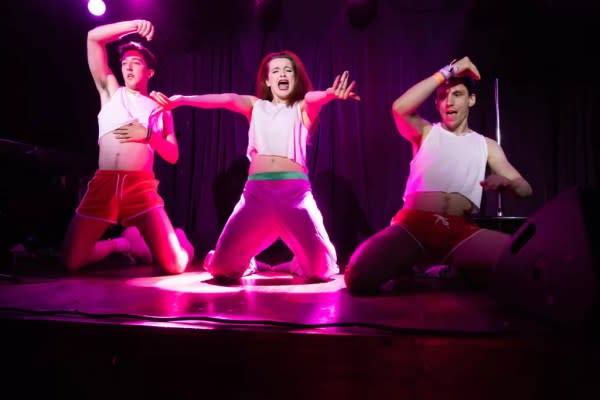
left=206, top=178, right=338, bottom=281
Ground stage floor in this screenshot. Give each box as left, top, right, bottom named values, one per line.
left=1, top=257, right=598, bottom=399
left=1, top=256, right=544, bottom=334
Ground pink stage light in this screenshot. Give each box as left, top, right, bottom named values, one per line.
left=88, top=0, right=106, bottom=16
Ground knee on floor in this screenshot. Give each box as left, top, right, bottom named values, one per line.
left=60, top=253, right=84, bottom=273
left=343, top=261, right=380, bottom=295
left=155, top=252, right=188, bottom=275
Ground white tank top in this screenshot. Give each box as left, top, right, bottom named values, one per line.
left=246, top=100, right=309, bottom=168
left=97, top=87, right=161, bottom=141
left=403, top=122, right=488, bottom=209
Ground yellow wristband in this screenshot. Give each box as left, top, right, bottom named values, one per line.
left=432, top=71, right=445, bottom=84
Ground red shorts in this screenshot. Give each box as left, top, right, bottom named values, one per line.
left=76, top=170, right=164, bottom=226
left=391, top=208, right=481, bottom=264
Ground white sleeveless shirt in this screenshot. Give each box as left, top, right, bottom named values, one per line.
left=246, top=100, right=309, bottom=168
left=97, top=87, right=161, bottom=141
left=403, top=122, right=488, bottom=209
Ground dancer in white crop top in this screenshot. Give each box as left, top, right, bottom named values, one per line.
left=60, top=20, right=194, bottom=275
left=151, top=50, right=360, bottom=282
left=345, top=56, right=532, bottom=294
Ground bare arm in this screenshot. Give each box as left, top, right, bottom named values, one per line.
left=112, top=110, right=179, bottom=164
left=87, top=20, right=154, bottom=102
left=303, top=71, right=360, bottom=130
left=483, top=138, right=533, bottom=198
left=150, top=92, right=257, bottom=122
left=148, top=110, right=179, bottom=164
left=392, top=57, right=481, bottom=149
left=391, top=76, right=437, bottom=147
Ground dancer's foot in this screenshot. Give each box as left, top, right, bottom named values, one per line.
left=122, top=226, right=153, bottom=264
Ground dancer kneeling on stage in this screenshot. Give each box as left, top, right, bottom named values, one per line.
left=151, top=50, right=359, bottom=282
left=344, top=56, right=532, bottom=294
left=61, top=20, right=194, bottom=274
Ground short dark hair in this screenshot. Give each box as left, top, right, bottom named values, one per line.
left=447, top=76, right=476, bottom=95
left=117, top=41, right=157, bottom=70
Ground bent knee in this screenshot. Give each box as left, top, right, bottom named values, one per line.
left=307, top=259, right=338, bottom=281
left=208, top=263, right=245, bottom=281
left=207, top=251, right=251, bottom=280
left=163, top=263, right=186, bottom=275
left=343, top=260, right=381, bottom=295
left=343, top=261, right=363, bottom=290
left=155, top=252, right=188, bottom=275
left=60, top=253, right=84, bottom=273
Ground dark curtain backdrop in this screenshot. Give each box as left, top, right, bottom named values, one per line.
left=4, top=0, right=599, bottom=263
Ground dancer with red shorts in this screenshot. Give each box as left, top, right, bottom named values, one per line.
left=61, top=20, right=194, bottom=274
left=345, top=57, right=532, bottom=294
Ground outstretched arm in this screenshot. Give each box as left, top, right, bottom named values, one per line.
left=150, top=92, right=257, bottom=122
left=392, top=56, right=481, bottom=146
left=87, top=20, right=154, bottom=100
left=302, top=70, right=360, bottom=130
left=482, top=138, right=533, bottom=198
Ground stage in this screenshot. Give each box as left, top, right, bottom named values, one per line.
left=1, top=256, right=598, bottom=399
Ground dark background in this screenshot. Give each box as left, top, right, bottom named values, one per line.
left=2, top=0, right=599, bottom=265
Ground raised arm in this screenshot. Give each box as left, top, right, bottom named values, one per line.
left=150, top=92, right=257, bottom=122
left=87, top=20, right=154, bottom=100
left=482, top=138, right=533, bottom=198
left=391, top=76, right=437, bottom=146
left=392, top=57, right=481, bottom=146
left=302, top=70, right=360, bottom=130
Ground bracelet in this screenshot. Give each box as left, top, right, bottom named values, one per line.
left=438, top=63, right=456, bottom=81
left=432, top=71, right=446, bottom=84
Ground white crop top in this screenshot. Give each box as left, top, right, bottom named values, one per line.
left=246, top=100, right=309, bottom=168
left=403, top=122, right=488, bottom=209
left=97, top=87, right=161, bottom=142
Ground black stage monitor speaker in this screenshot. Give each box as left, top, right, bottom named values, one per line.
left=491, top=186, right=599, bottom=329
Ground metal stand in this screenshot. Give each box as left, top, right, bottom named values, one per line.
left=494, top=78, right=503, bottom=217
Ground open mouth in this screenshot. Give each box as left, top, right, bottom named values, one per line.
left=277, top=79, right=289, bottom=90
